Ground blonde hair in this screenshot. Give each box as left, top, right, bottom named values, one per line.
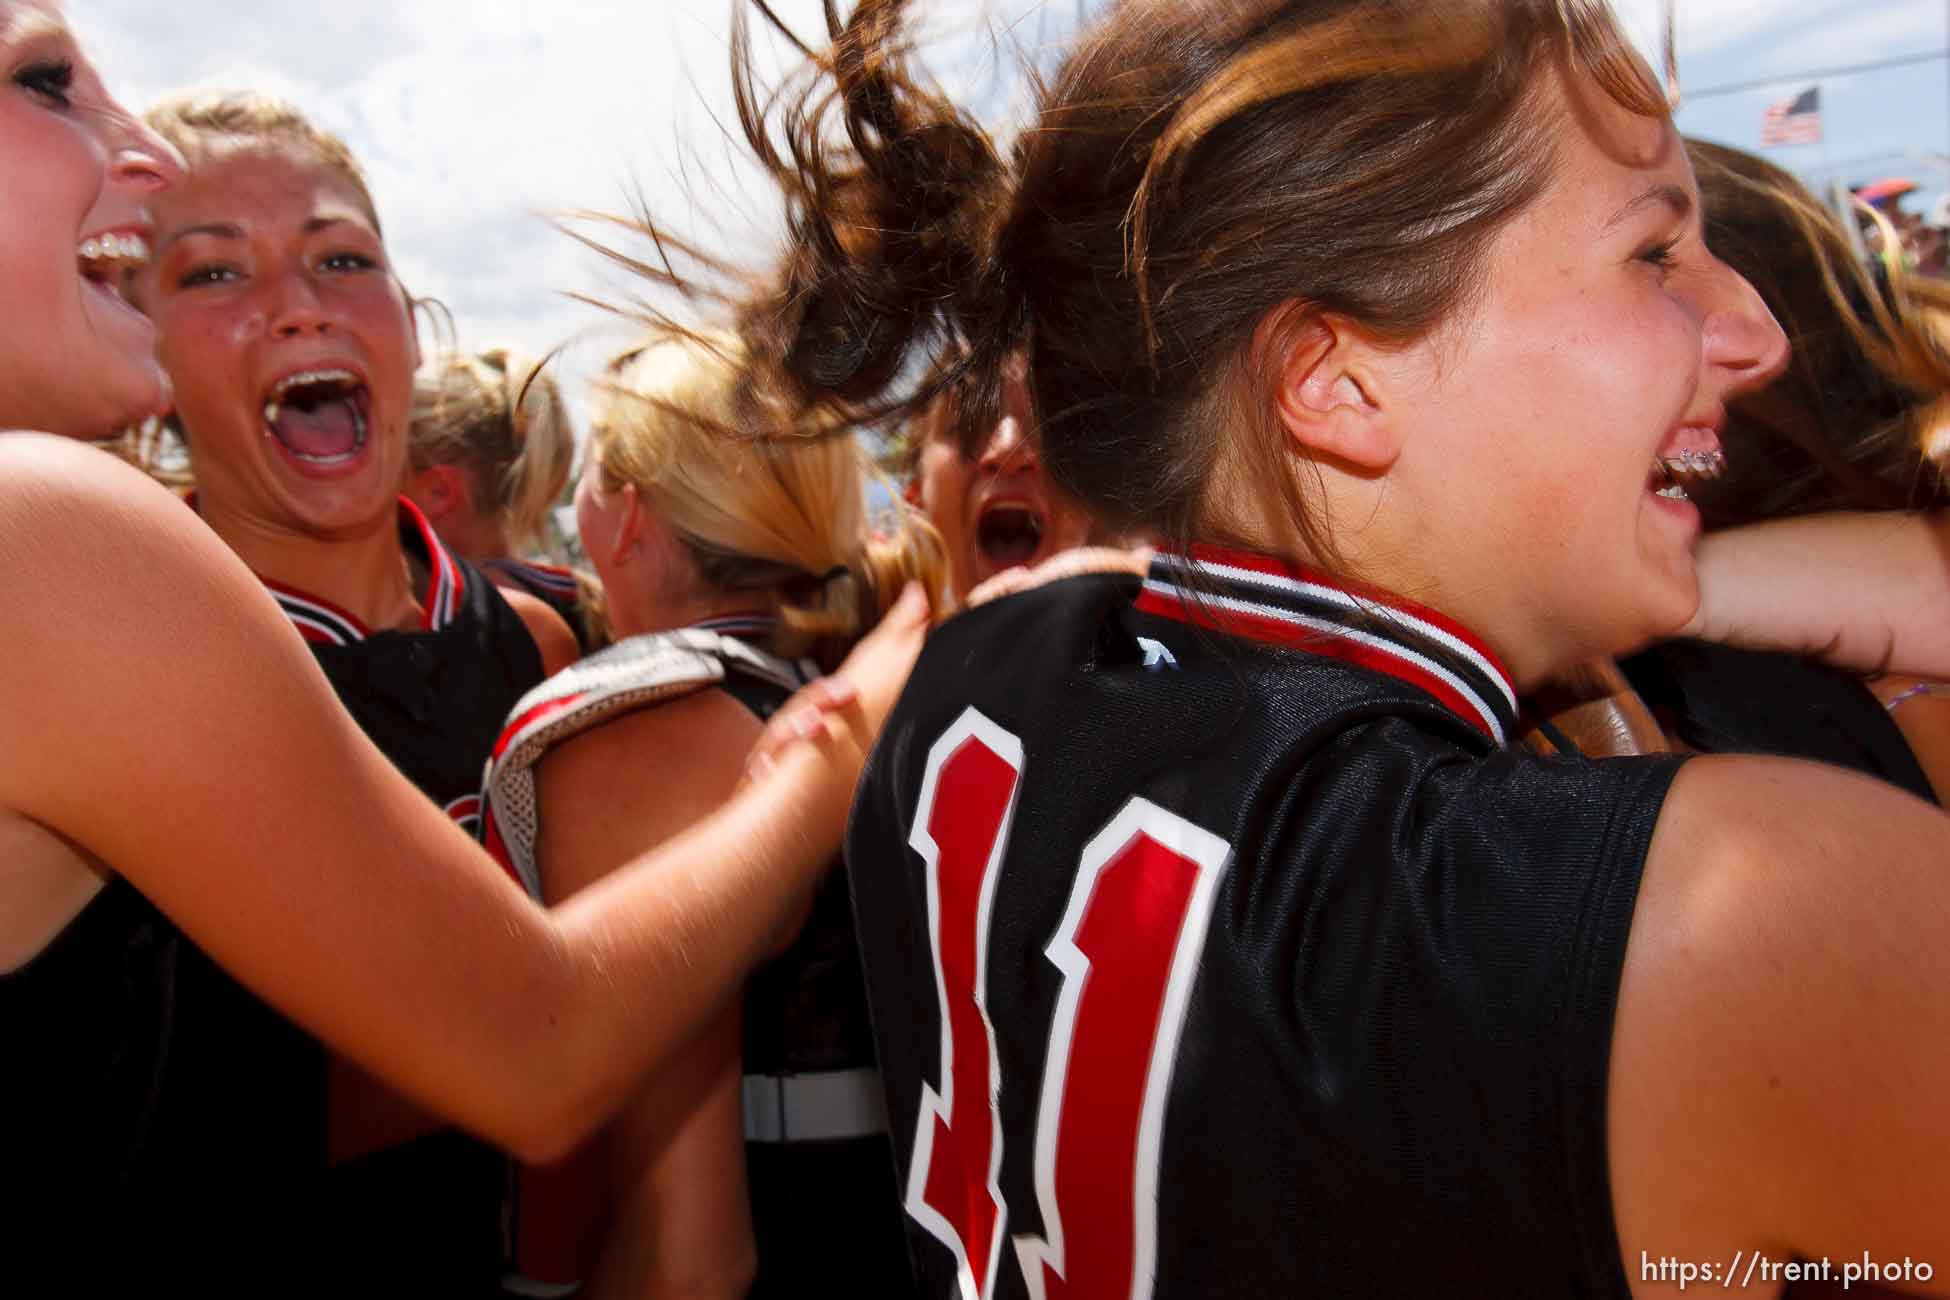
left=409, top=348, right=574, bottom=552
left=145, top=90, right=381, bottom=232
left=589, top=333, right=948, bottom=661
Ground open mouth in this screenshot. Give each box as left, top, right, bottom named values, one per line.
left=263, top=369, right=371, bottom=468
left=976, top=503, right=1046, bottom=571
left=77, top=232, right=149, bottom=303
left=1648, top=448, right=1725, bottom=502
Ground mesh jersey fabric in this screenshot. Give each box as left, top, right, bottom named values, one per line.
left=480, top=624, right=916, bottom=1297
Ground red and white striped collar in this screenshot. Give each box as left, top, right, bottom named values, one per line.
left=257, top=497, right=465, bottom=647
left=1134, top=545, right=1519, bottom=746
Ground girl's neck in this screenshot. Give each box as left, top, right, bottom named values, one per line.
left=434, top=510, right=511, bottom=568
left=609, top=582, right=780, bottom=643
left=199, top=496, right=424, bottom=633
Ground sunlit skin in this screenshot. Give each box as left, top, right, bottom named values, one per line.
left=1244, top=67, right=1787, bottom=690
left=130, top=145, right=436, bottom=628
left=0, top=0, right=178, bottom=437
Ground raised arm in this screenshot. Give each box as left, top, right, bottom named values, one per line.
left=1686, top=511, right=1950, bottom=676
left=0, top=434, right=925, bottom=1164
left=1609, top=752, right=1950, bottom=1295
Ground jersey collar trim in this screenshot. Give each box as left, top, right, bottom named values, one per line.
left=483, top=556, right=579, bottom=598
left=689, top=612, right=778, bottom=644
left=1135, top=545, right=1519, bottom=746
left=259, top=497, right=465, bottom=646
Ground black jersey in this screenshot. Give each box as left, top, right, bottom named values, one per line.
left=483, top=556, right=597, bottom=652
left=4, top=878, right=325, bottom=1292
left=1622, top=639, right=1936, bottom=803
left=258, top=498, right=546, bottom=1293
left=483, top=616, right=915, bottom=1297
left=264, top=498, right=543, bottom=835
left=845, top=546, right=1686, bottom=1300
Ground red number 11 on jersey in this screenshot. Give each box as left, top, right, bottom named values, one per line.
left=905, top=708, right=1232, bottom=1300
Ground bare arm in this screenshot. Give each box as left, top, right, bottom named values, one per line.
left=534, top=691, right=768, bottom=1298
left=0, top=434, right=925, bottom=1163
left=1685, top=512, right=1950, bottom=676
left=1610, top=754, right=1950, bottom=1296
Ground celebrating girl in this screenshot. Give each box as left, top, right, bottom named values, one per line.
left=0, top=3, right=923, bottom=1287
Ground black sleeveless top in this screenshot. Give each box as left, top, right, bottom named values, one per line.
left=1622, top=640, right=1936, bottom=803
left=258, top=500, right=545, bottom=1292
left=483, top=617, right=914, bottom=1296
left=705, top=655, right=917, bottom=1299
left=482, top=556, right=596, bottom=653
left=4, top=877, right=326, bottom=1292
left=849, top=548, right=1682, bottom=1299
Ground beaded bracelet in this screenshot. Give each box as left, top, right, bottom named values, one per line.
left=1884, top=681, right=1950, bottom=713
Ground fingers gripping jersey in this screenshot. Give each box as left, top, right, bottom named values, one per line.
left=845, top=548, right=1685, bottom=1300
left=482, top=628, right=812, bottom=897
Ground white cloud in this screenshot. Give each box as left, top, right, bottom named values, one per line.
left=75, top=0, right=1944, bottom=435
left=77, top=0, right=1071, bottom=438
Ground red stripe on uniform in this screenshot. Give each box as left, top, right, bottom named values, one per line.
left=1182, top=543, right=1512, bottom=689
left=492, top=692, right=589, bottom=761
left=1135, top=587, right=1498, bottom=743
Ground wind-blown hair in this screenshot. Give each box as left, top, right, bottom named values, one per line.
left=1685, top=138, right=1950, bottom=525
left=600, top=0, right=1663, bottom=569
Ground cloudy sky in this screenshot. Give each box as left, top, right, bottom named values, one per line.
left=76, top=0, right=1950, bottom=436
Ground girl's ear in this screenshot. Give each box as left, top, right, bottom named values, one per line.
left=405, top=463, right=469, bottom=522
left=1253, top=301, right=1406, bottom=472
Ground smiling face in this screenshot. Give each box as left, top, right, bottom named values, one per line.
left=905, top=367, right=1097, bottom=600
left=0, top=0, right=180, bottom=436
left=1333, top=65, right=1787, bottom=684
left=135, top=142, right=416, bottom=538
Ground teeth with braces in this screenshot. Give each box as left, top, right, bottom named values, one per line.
left=1658, top=447, right=1726, bottom=480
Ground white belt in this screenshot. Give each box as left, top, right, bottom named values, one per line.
left=741, top=1067, right=889, bottom=1143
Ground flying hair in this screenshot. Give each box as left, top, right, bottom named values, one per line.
left=593, top=0, right=1666, bottom=570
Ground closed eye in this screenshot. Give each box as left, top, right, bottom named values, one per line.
left=1637, top=239, right=1679, bottom=272
left=14, top=59, right=75, bottom=109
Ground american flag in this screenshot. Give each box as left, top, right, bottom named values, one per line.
left=1761, top=86, right=1822, bottom=146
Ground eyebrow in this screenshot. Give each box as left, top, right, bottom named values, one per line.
left=159, top=216, right=367, bottom=253
left=159, top=223, right=245, bottom=253
left=1605, top=183, right=1693, bottom=233
left=4, top=13, right=72, bottom=45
